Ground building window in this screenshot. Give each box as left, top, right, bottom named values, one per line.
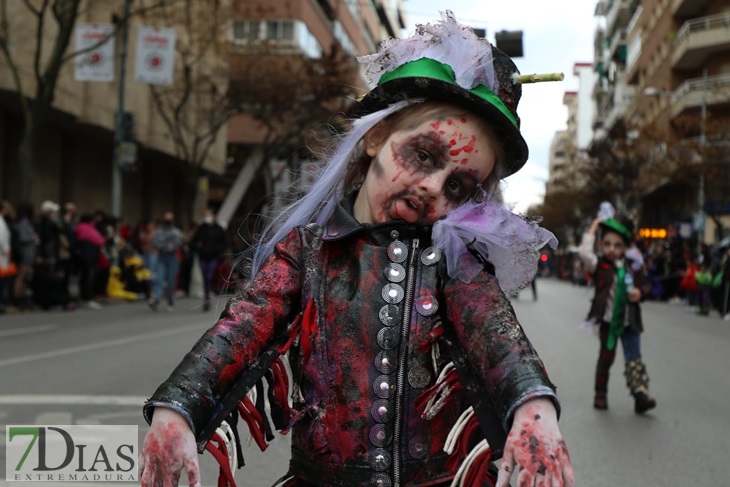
left=230, top=19, right=321, bottom=58
left=333, top=21, right=355, bottom=55
left=266, top=20, right=295, bottom=43
left=231, top=20, right=260, bottom=44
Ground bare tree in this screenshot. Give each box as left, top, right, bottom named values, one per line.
left=0, top=0, right=167, bottom=203
left=137, top=0, right=233, bottom=222
left=227, top=43, right=360, bottom=196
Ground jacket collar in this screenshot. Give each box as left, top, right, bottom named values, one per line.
left=322, top=193, right=432, bottom=244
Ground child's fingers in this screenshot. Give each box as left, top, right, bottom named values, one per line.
left=184, top=454, right=201, bottom=487
left=495, top=453, right=515, bottom=487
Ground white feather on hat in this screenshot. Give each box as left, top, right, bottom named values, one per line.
left=359, top=10, right=500, bottom=94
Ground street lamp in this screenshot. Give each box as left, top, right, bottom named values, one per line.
left=643, top=76, right=708, bottom=245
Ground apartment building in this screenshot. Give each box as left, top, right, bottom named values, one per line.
left=213, top=0, right=405, bottom=234
left=589, top=0, right=730, bottom=243
left=546, top=63, right=595, bottom=200
left=0, top=1, right=230, bottom=224
left=0, top=0, right=403, bottom=229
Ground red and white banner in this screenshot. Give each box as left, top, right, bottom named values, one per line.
left=74, top=24, right=115, bottom=82
left=134, top=26, right=176, bottom=85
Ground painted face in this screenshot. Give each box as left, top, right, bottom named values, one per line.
left=599, top=232, right=626, bottom=262
left=353, top=109, right=497, bottom=224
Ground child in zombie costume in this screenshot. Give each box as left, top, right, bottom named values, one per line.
left=140, top=12, right=574, bottom=487
left=579, top=213, right=657, bottom=414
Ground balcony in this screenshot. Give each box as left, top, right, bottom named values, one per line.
left=672, top=0, right=713, bottom=18
left=672, top=13, right=730, bottom=70
left=669, top=73, right=730, bottom=119
left=605, top=0, right=635, bottom=36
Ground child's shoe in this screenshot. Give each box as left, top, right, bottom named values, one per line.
left=634, top=392, right=656, bottom=414
left=593, top=393, right=608, bottom=410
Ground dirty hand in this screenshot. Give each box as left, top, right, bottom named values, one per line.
left=628, top=287, right=642, bottom=303
left=496, top=397, right=574, bottom=487
left=139, top=407, right=201, bottom=487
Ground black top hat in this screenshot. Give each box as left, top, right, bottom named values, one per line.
left=356, top=11, right=529, bottom=176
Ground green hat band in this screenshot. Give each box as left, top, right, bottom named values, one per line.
left=378, top=58, right=518, bottom=128
left=601, top=218, right=632, bottom=241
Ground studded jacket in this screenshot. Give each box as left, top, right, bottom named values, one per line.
left=145, top=197, right=558, bottom=487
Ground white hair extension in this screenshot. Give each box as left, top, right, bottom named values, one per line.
left=248, top=100, right=417, bottom=280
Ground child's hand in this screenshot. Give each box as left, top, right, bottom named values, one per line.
left=496, top=398, right=574, bottom=487
left=139, top=407, right=201, bottom=487
left=628, top=287, right=641, bottom=302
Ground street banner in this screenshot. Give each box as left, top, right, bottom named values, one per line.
left=74, top=24, right=115, bottom=82
left=134, top=26, right=177, bottom=85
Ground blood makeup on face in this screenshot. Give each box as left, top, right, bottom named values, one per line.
left=385, top=125, right=483, bottom=213
left=355, top=109, right=495, bottom=224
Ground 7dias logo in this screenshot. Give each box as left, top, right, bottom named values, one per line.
left=5, top=425, right=138, bottom=482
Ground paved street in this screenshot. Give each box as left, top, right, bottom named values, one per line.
left=1, top=279, right=729, bottom=486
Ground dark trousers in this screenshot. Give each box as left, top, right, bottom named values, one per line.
left=595, top=320, right=642, bottom=395
left=78, top=261, right=97, bottom=301
left=200, top=257, right=219, bottom=301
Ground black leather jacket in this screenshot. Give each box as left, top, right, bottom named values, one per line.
left=145, top=197, right=558, bottom=486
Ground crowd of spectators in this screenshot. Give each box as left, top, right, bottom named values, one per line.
left=0, top=200, right=234, bottom=314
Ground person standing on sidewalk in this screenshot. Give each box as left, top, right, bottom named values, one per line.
left=75, top=213, right=106, bottom=310
left=579, top=214, right=657, bottom=414
left=149, top=212, right=184, bottom=312
left=190, top=208, right=228, bottom=311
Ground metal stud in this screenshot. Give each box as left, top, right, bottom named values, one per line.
left=375, top=351, right=396, bottom=374
left=408, top=436, right=429, bottom=459
left=381, top=284, right=404, bottom=304
left=373, top=375, right=394, bottom=399
left=384, top=263, right=406, bottom=283
left=415, top=294, right=439, bottom=316
left=377, top=327, right=400, bottom=350
left=420, top=247, right=441, bottom=266
left=408, top=366, right=431, bottom=389
left=371, top=399, right=393, bottom=422
left=369, top=448, right=391, bottom=471
left=369, top=423, right=393, bottom=447
left=387, top=241, right=408, bottom=263
left=379, top=305, right=401, bottom=327
left=369, top=473, right=392, bottom=487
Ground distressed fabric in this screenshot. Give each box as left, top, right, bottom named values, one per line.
left=144, top=198, right=557, bottom=486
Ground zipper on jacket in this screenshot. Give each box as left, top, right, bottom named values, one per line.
left=393, top=237, right=419, bottom=487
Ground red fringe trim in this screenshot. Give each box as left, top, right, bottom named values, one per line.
left=418, top=324, right=445, bottom=353
left=205, top=431, right=237, bottom=487
left=270, top=357, right=293, bottom=419
left=415, top=368, right=460, bottom=415
left=463, top=447, right=493, bottom=487
left=237, top=396, right=269, bottom=451
left=300, top=299, right=318, bottom=366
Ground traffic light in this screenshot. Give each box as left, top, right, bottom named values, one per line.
left=495, top=30, right=524, bottom=57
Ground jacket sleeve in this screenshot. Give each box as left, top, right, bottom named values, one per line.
left=578, top=232, right=598, bottom=273
left=442, top=272, right=558, bottom=432
left=143, top=228, right=304, bottom=433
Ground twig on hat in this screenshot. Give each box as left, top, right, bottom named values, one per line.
left=513, top=72, right=565, bottom=84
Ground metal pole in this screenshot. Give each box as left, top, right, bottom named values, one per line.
left=112, top=0, right=133, bottom=218
left=698, top=68, right=707, bottom=246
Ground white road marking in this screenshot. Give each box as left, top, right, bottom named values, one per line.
left=0, top=324, right=58, bottom=338
left=0, top=323, right=204, bottom=368
left=0, top=395, right=148, bottom=406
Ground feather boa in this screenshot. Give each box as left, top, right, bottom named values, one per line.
left=432, top=199, right=558, bottom=294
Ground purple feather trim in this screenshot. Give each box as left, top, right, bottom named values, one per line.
left=432, top=200, right=558, bottom=293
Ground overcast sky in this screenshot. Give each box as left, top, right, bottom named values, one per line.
left=401, top=1, right=598, bottom=212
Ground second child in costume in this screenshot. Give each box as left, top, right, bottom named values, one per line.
left=579, top=214, right=657, bottom=414
left=139, top=12, right=574, bottom=487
